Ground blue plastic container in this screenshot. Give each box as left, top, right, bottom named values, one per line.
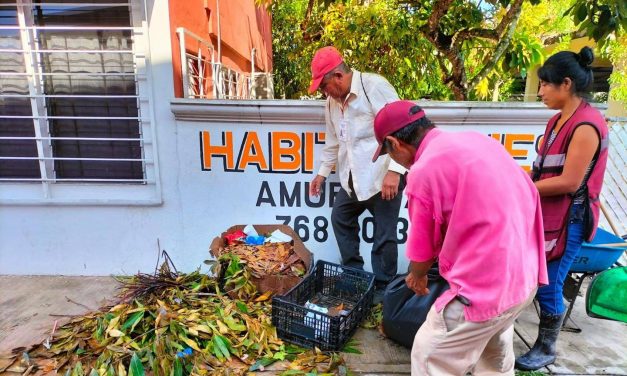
left=570, top=228, right=626, bottom=273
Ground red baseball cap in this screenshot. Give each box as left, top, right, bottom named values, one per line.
left=309, top=46, right=343, bottom=93
left=372, top=100, right=426, bottom=162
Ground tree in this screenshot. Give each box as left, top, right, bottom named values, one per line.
left=566, top=0, right=626, bottom=46
left=271, top=1, right=450, bottom=99
left=269, top=0, right=544, bottom=100
left=405, top=0, right=542, bottom=100
left=266, top=0, right=625, bottom=100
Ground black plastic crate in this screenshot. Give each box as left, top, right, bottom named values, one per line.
left=271, top=260, right=375, bottom=351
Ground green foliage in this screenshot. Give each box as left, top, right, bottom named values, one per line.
left=607, top=36, right=627, bottom=102
left=7, top=266, right=345, bottom=376
left=361, top=303, right=382, bottom=329
left=128, top=353, right=144, bottom=376
left=270, top=0, right=624, bottom=101
left=271, top=0, right=450, bottom=99
left=272, top=0, right=546, bottom=100
left=515, top=371, right=546, bottom=375
left=565, top=0, right=626, bottom=46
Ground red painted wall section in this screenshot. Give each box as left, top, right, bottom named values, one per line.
left=168, top=0, right=273, bottom=98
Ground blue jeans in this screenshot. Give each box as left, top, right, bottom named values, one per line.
left=537, top=204, right=585, bottom=314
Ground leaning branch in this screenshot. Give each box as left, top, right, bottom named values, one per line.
left=495, top=0, right=524, bottom=36
left=468, top=0, right=524, bottom=90
left=452, top=28, right=498, bottom=47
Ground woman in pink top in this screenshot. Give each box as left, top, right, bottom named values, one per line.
left=372, top=100, right=548, bottom=375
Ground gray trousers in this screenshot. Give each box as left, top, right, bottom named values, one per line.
left=331, top=174, right=405, bottom=284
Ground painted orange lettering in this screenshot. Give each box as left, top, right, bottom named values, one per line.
left=237, top=132, right=268, bottom=171
left=303, top=132, right=314, bottom=172
left=504, top=133, right=534, bottom=160
left=201, top=131, right=234, bottom=170
left=271, top=132, right=301, bottom=172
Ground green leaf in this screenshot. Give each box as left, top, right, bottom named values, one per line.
left=281, top=370, right=305, bottom=375
left=341, top=339, right=362, bottom=354
left=531, top=50, right=542, bottom=66
left=284, top=344, right=306, bottom=354
left=248, top=357, right=277, bottom=372
left=224, top=316, right=246, bottom=332
left=121, top=311, right=144, bottom=332
left=172, top=358, right=183, bottom=376
left=212, top=335, right=231, bottom=360
left=236, top=301, right=249, bottom=313
left=273, top=351, right=287, bottom=360
left=71, top=362, right=84, bottom=376
left=89, top=369, right=99, bottom=376
left=576, top=4, right=587, bottom=24
left=128, top=353, right=144, bottom=376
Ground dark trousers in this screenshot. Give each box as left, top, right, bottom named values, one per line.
left=331, top=174, right=405, bottom=284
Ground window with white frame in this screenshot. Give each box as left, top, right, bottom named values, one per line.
left=0, top=0, right=159, bottom=204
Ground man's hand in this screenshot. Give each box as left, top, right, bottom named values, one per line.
left=406, top=273, right=429, bottom=296
left=309, top=175, right=326, bottom=197
left=381, top=171, right=401, bottom=200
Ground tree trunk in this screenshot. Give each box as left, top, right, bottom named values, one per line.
left=468, top=0, right=524, bottom=90
left=300, top=0, right=317, bottom=41
left=420, top=0, right=524, bottom=100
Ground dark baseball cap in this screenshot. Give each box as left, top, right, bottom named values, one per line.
left=372, top=100, right=426, bottom=162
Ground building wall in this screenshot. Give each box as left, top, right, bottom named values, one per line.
left=0, top=2, right=621, bottom=277
left=168, top=0, right=273, bottom=98
left=0, top=0, right=183, bottom=275
left=5, top=94, right=585, bottom=275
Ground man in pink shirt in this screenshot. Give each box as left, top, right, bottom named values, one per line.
left=372, top=100, right=548, bottom=375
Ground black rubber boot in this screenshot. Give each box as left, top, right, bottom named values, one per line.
left=515, top=311, right=565, bottom=371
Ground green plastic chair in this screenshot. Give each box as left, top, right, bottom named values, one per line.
left=586, top=266, right=627, bottom=323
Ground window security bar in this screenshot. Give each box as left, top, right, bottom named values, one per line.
left=0, top=137, right=150, bottom=142
left=0, top=26, right=141, bottom=31
left=0, top=72, right=143, bottom=77
left=4, top=2, right=131, bottom=6
left=0, top=0, right=159, bottom=201
left=177, top=27, right=216, bottom=99
left=0, top=178, right=152, bottom=183
left=0, top=157, right=153, bottom=163
left=1, top=115, right=148, bottom=120
left=216, top=64, right=251, bottom=100
left=0, top=49, right=141, bottom=55
left=0, top=94, right=147, bottom=99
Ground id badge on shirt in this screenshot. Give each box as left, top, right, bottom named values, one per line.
left=338, top=119, right=348, bottom=142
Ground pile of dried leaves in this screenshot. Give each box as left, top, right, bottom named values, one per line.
left=0, top=254, right=350, bottom=376
left=361, top=303, right=383, bottom=332
left=213, top=242, right=307, bottom=279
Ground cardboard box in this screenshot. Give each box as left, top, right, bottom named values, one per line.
left=209, top=224, right=314, bottom=295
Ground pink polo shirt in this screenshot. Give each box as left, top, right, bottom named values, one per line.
left=406, top=129, right=548, bottom=322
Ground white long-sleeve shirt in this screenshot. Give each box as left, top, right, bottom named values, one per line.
left=317, top=70, right=407, bottom=201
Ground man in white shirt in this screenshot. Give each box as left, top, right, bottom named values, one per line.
left=308, top=46, right=406, bottom=289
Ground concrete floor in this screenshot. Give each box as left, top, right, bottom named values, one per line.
left=1, top=275, right=625, bottom=375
